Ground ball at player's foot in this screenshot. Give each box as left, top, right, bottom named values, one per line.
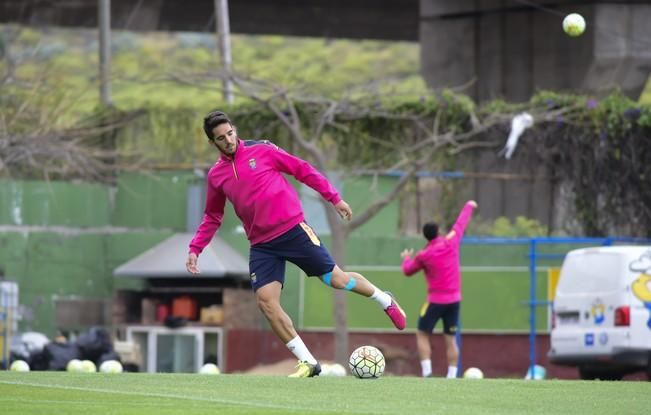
left=563, top=13, right=585, bottom=37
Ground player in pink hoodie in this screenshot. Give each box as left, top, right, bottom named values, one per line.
left=401, top=200, right=477, bottom=378
left=186, top=111, right=406, bottom=377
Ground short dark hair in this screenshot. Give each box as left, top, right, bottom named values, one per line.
left=422, top=222, right=439, bottom=241
left=203, top=111, right=232, bottom=141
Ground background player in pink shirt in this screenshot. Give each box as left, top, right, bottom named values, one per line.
left=186, top=111, right=406, bottom=377
left=401, top=200, right=477, bottom=378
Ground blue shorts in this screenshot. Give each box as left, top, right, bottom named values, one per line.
left=417, top=302, right=460, bottom=335
left=248, top=222, right=336, bottom=292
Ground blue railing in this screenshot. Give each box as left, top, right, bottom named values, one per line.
left=460, top=236, right=651, bottom=378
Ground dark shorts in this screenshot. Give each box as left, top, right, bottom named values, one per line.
left=417, top=302, right=460, bottom=335
left=248, top=222, right=336, bottom=292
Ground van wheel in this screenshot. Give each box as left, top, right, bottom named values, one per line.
left=599, top=372, right=623, bottom=381
left=579, top=367, right=597, bottom=380
left=579, top=367, right=623, bottom=380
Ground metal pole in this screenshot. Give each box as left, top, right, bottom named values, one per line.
left=528, top=238, right=537, bottom=378
left=98, top=0, right=112, bottom=105
left=455, top=316, right=462, bottom=377
left=215, top=0, right=234, bottom=105
left=1, top=287, right=6, bottom=369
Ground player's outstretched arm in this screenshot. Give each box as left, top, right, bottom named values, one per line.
left=335, top=200, right=352, bottom=221
left=400, top=249, right=414, bottom=259
left=401, top=249, right=422, bottom=276
left=186, top=252, right=200, bottom=275
left=446, top=200, right=478, bottom=241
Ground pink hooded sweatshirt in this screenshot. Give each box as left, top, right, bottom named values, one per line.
left=401, top=202, right=476, bottom=304
left=189, top=139, right=341, bottom=255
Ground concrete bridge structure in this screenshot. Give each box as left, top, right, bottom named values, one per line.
left=2, top=0, right=650, bottom=101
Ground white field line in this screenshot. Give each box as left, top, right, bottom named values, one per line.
left=0, top=397, right=177, bottom=407
left=0, top=379, right=379, bottom=414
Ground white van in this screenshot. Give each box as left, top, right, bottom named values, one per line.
left=549, top=246, right=651, bottom=380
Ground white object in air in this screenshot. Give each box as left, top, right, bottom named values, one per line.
left=562, top=13, right=586, bottom=37
left=500, top=112, right=534, bottom=159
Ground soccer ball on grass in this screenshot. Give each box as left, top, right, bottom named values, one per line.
left=463, top=367, right=484, bottom=379
left=348, top=345, right=385, bottom=379
left=81, top=360, right=97, bottom=373
left=10, top=360, right=30, bottom=372
left=199, top=363, right=221, bottom=374
left=321, top=363, right=347, bottom=377
left=99, top=360, right=124, bottom=373
left=66, top=359, right=84, bottom=372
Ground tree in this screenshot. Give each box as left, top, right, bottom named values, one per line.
left=229, top=75, right=505, bottom=364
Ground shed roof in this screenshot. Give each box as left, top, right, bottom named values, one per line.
left=113, top=233, right=249, bottom=280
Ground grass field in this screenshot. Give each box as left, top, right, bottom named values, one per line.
left=0, top=372, right=647, bottom=415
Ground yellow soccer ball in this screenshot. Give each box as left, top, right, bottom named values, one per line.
left=562, top=13, right=586, bottom=37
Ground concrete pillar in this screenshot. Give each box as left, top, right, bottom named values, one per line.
left=420, top=0, right=651, bottom=101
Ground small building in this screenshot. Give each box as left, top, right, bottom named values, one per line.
left=112, top=233, right=258, bottom=373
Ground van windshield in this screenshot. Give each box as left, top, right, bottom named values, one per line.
left=557, top=252, right=622, bottom=295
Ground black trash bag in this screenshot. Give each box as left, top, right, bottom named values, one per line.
left=76, top=327, right=112, bottom=361
left=9, top=348, right=30, bottom=364
left=26, top=349, right=50, bottom=371
left=43, top=342, right=81, bottom=371
left=122, top=362, right=140, bottom=372
left=164, top=315, right=187, bottom=328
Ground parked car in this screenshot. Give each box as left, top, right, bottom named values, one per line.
left=549, top=246, right=651, bottom=380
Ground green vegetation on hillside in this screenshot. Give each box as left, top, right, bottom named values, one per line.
left=0, top=25, right=425, bottom=117
left=2, top=25, right=650, bottom=236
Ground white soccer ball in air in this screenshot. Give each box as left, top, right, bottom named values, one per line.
left=9, top=360, right=30, bottom=372
left=348, top=345, right=385, bottom=379
left=463, top=367, right=484, bottom=379
left=66, top=359, right=84, bottom=372
left=562, top=13, right=586, bottom=37
left=99, top=360, right=123, bottom=373
left=199, top=363, right=221, bottom=374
